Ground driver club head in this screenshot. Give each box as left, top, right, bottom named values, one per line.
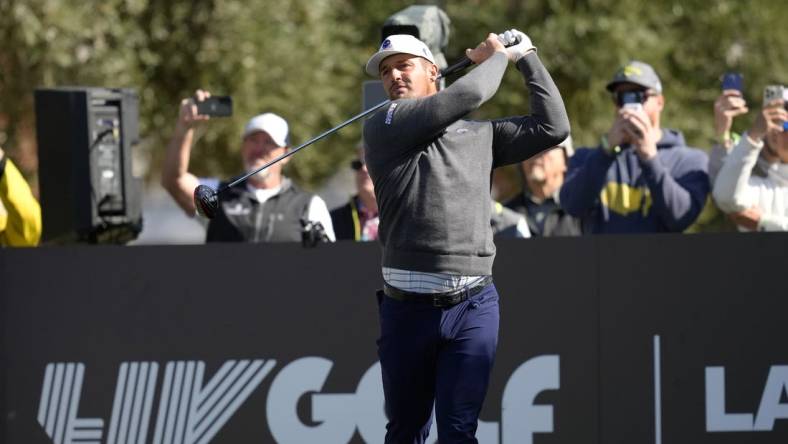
left=193, top=184, right=219, bottom=219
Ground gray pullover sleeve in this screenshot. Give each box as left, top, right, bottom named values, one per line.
left=363, top=52, right=508, bottom=164
left=491, top=52, right=570, bottom=167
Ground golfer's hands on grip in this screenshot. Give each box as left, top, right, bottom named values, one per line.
left=177, top=89, right=212, bottom=131
left=497, top=29, right=535, bottom=63
left=465, top=34, right=506, bottom=65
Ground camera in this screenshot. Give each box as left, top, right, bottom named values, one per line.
left=195, top=96, right=233, bottom=117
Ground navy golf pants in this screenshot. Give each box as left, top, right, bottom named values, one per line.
left=377, top=283, right=500, bottom=444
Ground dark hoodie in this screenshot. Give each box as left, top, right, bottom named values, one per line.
left=559, top=128, right=709, bottom=233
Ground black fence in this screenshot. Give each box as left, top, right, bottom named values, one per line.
left=2, top=234, right=787, bottom=443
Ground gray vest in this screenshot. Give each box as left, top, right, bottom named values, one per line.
left=206, top=179, right=313, bottom=243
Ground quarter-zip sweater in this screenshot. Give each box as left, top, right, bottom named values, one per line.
left=363, top=51, right=569, bottom=275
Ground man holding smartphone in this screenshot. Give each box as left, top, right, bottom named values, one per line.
left=162, top=89, right=335, bottom=243
left=559, top=60, right=710, bottom=233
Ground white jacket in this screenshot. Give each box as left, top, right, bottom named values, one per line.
left=712, top=134, right=788, bottom=231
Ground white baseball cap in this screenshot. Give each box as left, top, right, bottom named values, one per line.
left=365, top=34, right=436, bottom=77
left=242, top=112, right=289, bottom=147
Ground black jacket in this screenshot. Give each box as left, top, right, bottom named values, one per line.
left=505, top=190, right=581, bottom=237
left=330, top=196, right=361, bottom=241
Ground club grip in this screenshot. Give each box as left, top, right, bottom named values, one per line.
left=439, top=35, right=521, bottom=78
left=440, top=58, right=473, bottom=77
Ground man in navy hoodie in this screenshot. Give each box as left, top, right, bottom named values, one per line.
left=560, top=61, right=710, bottom=233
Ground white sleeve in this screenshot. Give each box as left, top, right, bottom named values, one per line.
left=758, top=213, right=788, bottom=232
left=712, top=134, right=762, bottom=213
left=307, top=195, right=336, bottom=242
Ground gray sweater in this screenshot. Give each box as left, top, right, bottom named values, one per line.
left=363, top=51, right=569, bottom=275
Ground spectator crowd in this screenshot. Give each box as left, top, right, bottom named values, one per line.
left=1, top=61, right=786, bottom=247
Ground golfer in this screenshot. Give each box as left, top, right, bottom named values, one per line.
left=363, top=30, right=569, bottom=443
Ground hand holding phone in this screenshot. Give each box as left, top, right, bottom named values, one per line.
left=762, top=85, right=788, bottom=130
left=763, top=85, right=786, bottom=106
left=616, top=90, right=646, bottom=112
left=196, top=96, right=233, bottom=117
left=714, top=75, right=748, bottom=139
left=748, top=85, right=788, bottom=140
left=622, top=110, right=658, bottom=160
left=619, top=91, right=645, bottom=129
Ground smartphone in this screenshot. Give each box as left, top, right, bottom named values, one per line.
left=721, top=72, right=743, bottom=92
left=622, top=102, right=643, bottom=112
left=785, top=88, right=788, bottom=130
left=763, top=85, right=784, bottom=105
left=773, top=86, right=788, bottom=130
left=196, top=96, right=233, bottom=117
left=618, top=90, right=644, bottom=112
left=763, top=85, right=788, bottom=130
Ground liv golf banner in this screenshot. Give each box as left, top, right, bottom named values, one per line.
left=1, top=235, right=787, bottom=443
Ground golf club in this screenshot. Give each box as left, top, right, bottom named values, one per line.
left=194, top=36, right=520, bottom=219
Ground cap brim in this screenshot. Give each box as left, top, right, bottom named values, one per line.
left=365, top=50, right=402, bottom=77
left=242, top=129, right=287, bottom=147
left=606, top=79, right=655, bottom=92
left=365, top=50, right=434, bottom=77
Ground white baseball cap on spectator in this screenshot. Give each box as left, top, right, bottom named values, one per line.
left=365, top=34, right=436, bottom=77
left=242, top=113, right=289, bottom=147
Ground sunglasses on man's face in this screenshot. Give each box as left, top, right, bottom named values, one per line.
left=351, top=159, right=365, bottom=171
left=613, top=90, right=652, bottom=107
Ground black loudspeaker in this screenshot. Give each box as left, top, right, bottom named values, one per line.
left=34, top=87, right=143, bottom=244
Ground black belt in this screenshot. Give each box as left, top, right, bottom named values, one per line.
left=383, top=275, right=493, bottom=308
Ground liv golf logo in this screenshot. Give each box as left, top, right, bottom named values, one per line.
left=37, top=360, right=275, bottom=444
left=36, top=356, right=561, bottom=444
